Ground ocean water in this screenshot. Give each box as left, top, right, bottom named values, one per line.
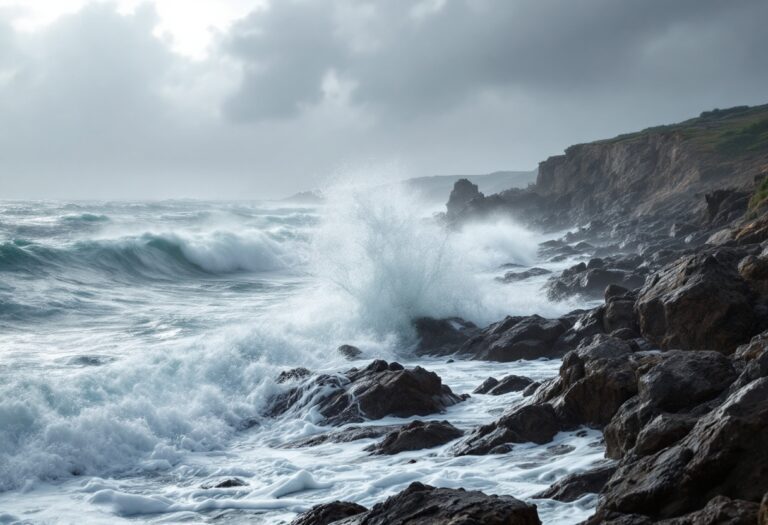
left=0, top=187, right=601, bottom=524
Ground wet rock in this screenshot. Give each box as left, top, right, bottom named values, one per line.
left=547, top=265, right=646, bottom=301
left=460, top=315, right=570, bottom=361
left=669, top=223, right=697, bottom=239
left=533, top=463, right=617, bottom=502
left=453, top=403, right=561, bottom=455
left=596, top=378, right=768, bottom=520
left=738, top=252, right=768, bottom=294
left=365, top=420, right=463, bottom=455
left=337, top=345, right=362, bottom=360
left=284, top=424, right=402, bottom=448
left=413, top=317, right=478, bottom=356
left=276, top=367, right=312, bottom=383
left=290, top=501, right=367, bottom=525
left=553, top=307, right=606, bottom=354
left=497, top=267, right=552, bottom=283
left=202, top=478, right=247, bottom=489
left=473, top=375, right=533, bottom=395
left=604, top=350, right=737, bottom=459
left=522, top=381, right=541, bottom=397
left=603, top=296, right=639, bottom=334
left=266, top=360, right=464, bottom=425
left=636, top=248, right=755, bottom=352
left=338, top=482, right=541, bottom=525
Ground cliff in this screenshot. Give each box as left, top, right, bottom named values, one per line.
left=450, top=104, right=768, bottom=228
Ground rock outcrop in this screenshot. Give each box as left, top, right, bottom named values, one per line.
left=290, top=501, right=367, bottom=525
left=266, top=360, right=464, bottom=425
left=365, top=420, right=463, bottom=455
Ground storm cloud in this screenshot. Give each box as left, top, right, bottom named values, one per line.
left=0, top=0, right=767, bottom=199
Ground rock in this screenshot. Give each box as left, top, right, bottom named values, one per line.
left=522, top=381, right=541, bottom=397
left=284, top=425, right=402, bottom=448
left=760, top=493, right=768, bottom=525
left=733, top=214, right=768, bottom=245
left=596, top=377, right=768, bottom=520
left=276, top=367, right=312, bottom=383
left=603, top=296, right=639, bottom=334
left=553, top=307, right=606, bottom=354
left=338, top=482, right=541, bottom=525
left=473, top=375, right=534, bottom=395
left=669, top=223, right=697, bottom=239
left=364, top=420, right=463, bottom=455
left=446, top=179, right=484, bottom=218
left=659, top=496, right=760, bottom=524
left=498, top=267, right=552, bottom=283
left=636, top=248, right=755, bottom=352
left=453, top=403, right=561, bottom=455
left=605, top=284, right=630, bottom=301
left=706, top=188, right=749, bottom=226
left=533, top=463, right=617, bottom=502
left=267, top=360, right=464, bottom=425
left=290, top=501, right=367, bottom=525
left=337, top=345, right=362, bottom=360
left=604, top=350, right=737, bottom=459
left=738, top=252, right=768, bottom=294
left=202, top=478, right=248, bottom=489
left=413, top=317, right=478, bottom=356
left=460, top=315, right=570, bottom=361
left=547, top=266, right=646, bottom=301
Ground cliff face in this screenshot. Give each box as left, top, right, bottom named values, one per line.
left=535, top=105, right=768, bottom=225
left=449, top=104, right=768, bottom=229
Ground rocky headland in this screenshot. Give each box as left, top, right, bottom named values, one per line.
left=286, top=104, right=768, bottom=524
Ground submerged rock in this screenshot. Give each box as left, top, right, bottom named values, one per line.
left=284, top=424, right=402, bottom=448
left=365, top=420, right=463, bottom=455
left=290, top=501, right=367, bottom=525
left=201, top=478, right=248, bottom=489
left=266, top=360, right=464, bottom=425
left=337, top=482, right=541, bottom=524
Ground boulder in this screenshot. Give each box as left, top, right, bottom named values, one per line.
left=291, top=501, right=367, bottom=525
left=497, top=267, right=552, bottom=283
left=460, top=315, right=570, bottom=361
left=547, top=266, right=646, bottom=301
left=266, top=360, right=464, bottom=425
left=473, top=375, right=533, bottom=395
left=533, top=463, right=617, bottom=502
left=596, top=378, right=768, bottom=520
left=337, top=345, right=362, bottom=360
left=337, top=482, right=541, bottom=525
left=365, top=420, right=463, bottom=455
left=413, top=317, right=478, bottom=356
left=636, top=249, right=755, bottom=352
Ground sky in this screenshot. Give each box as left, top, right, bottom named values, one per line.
left=0, top=0, right=767, bottom=200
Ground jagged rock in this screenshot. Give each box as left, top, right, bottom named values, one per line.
left=266, top=360, right=464, bottom=425
left=733, top=214, right=768, bottom=245
left=604, top=350, right=737, bottom=459
left=276, top=367, right=312, bottom=383
left=460, top=315, right=570, bottom=361
left=636, top=249, right=755, bottom=352
left=364, top=420, right=463, bottom=455
left=595, top=496, right=760, bottom=524
left=497, top=267, right=552, bottom=283
left=284, top=425, right=402, bottom=448
left=337, top=345, right=362, bottom=360
left=547, top=265, right=646, bottom=301
left=533, top=463, right=616, bottom=502
left=553, top=307, right=606, bottom=354
left=603, top=295, right=639, bottom=334
left=337, top=482, right=541, bottom=525
left=446, top=179, right=484, bottom=218
left=291, top=501, right=367, bottom=525
left=522, top=381, right=541, bottom=397
left=738, top=252, right=768, bottom=294
left=706, top=189, right=749, bottom=226
left=473, top=375, right=533, bottom=395
left=453, top=403, right=561, bottom=455
left=413, top=317, right=478, bottom=356
left=596, top=377, right=768, bottom=521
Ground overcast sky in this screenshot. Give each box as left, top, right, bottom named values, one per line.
left=0, top=0, right=766, bottom=199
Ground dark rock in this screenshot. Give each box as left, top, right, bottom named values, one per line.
left=738, top=252, right=768, bottom=295
left=533, top=463, right=617, bottom=502
left=522, top=381, right=541, bottom=397
left=266, top=360, right=464, bottom=425
left=760, top=493, right=768, bottom=525
left=338, top=482, right=541, bottom=525
left=636, top=249, right=755, bottom=352
left=604, top=350, right=737, bottom=459
left=290, top=501, right=367, bottom=525
left=706, top=188, right=749, bottom=226
left=497, top=267, right=552, bottom=283
left=548, top=266, right=646, bottom=301
left=337, top=345, right=362, bottom=360
left=202, top=478, right=247, bottom=489
left=553, top=307, right=606, bottom=355
left=284, top=424, right=402, bottom=448
left=453, top=403, right=561, bottom=455
left=413, top=317, right=478, bottom=356
left=446, top=179, right=484, bottom=219
left=365, top=420, right=463, bottom=455
left=604, top=284, right=630, bottom=301
left=596, top=377, right=768, bottom=520
left=276, top=367, right=312, bottom=383
left=460, top=315, right=569, bottom=361
left=603, top=297, right=638, bottom=334
left=474, top=375, right=533, bottom=395
left=669, top=223, right=697, bottom=239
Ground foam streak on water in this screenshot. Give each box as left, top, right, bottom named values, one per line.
left=0, top=190, right=599, bottom=524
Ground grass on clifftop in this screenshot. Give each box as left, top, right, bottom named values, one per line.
left=749, top=176, right=768, bottom=212
left=602, top=103, right=768, bottom=158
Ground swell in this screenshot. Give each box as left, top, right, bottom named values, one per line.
left=0, top=231, right=292, bottom=280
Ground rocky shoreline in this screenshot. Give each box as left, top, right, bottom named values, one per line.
left=282, top=105, right=768, bottom=524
